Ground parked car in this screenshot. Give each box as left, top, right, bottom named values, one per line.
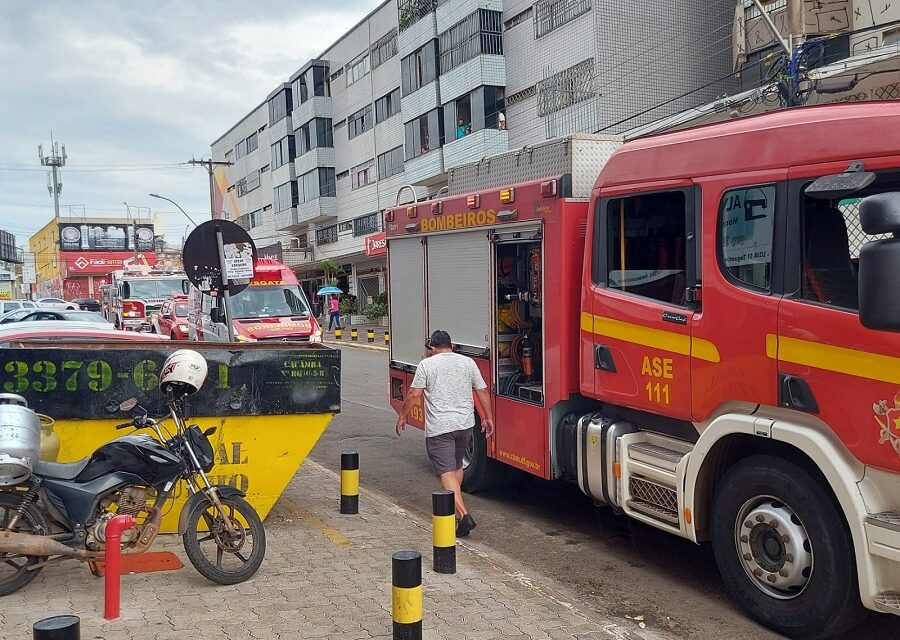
left=0, top=300, right=37, bottom=315
left=36, top=297, right=79, bottom=310
left=0, top=321, right=168, bottom=346
left=70, top=297, right=101, bottom=312
left=0, top=309, right=35, bottom=324
left=19, top=310, right=113, bottom=327
left=151, top=295, right=190, bottom=339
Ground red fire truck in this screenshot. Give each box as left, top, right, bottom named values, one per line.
left=387, top=103, right=900, bottom=638
left=186, top=258, right=322, bottom=343
left=101, top=262, right=188, bottom=331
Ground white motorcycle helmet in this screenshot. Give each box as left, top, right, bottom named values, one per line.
left=159, top=349, right=208, bottom=397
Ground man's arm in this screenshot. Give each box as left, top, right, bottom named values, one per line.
left=396, top=387, right=424, bottom=435
left=474, top=388, right=494, bottom=437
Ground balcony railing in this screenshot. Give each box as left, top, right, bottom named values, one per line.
left=399, top=0, right=435, bottom=32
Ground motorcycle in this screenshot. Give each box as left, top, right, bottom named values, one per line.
left=0, top=349, right=266, bottom=595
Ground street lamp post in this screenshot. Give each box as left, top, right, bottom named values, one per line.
left=123, top=201, right=139, bottom=262
left=149, top=193, right=202, bottom=227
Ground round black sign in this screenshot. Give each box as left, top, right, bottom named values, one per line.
left=182, top=220, right=257, bottom=295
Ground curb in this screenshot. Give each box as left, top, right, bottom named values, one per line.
left=323, top=340, right=389, bottom=352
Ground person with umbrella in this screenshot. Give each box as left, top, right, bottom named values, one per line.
left=318, top=285, right=343, bottom=332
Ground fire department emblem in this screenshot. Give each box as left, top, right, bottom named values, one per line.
left=873, top=390, right=900, bottom=459
left=74, top=256, right=89, bottom=270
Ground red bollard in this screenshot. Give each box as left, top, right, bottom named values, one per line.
left=104, top=514, right=135, bottom=621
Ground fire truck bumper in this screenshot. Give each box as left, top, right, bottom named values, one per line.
left=858, top=466, right=900, bottom=617
left=121, top=318, right=149, bottom=331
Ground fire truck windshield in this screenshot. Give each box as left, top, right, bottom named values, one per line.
left=127, top=278, right=186, bottom=299
left=230, top=285, right=310, bottom=319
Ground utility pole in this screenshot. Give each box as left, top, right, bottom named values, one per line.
left=39, top=135, right=67, bottom=218
left=787, top=0, right=805, bottom=48
left=123, top=202, right=139, bottom=263
left=188, top=158, right=233, bottom=220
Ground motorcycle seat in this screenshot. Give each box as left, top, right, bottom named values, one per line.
left=33, top=458, right=90, bottom=480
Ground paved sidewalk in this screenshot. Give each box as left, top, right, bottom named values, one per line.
left=322, top=321, right=389, bottom=351
left=0, top=461, right=670, bottom=640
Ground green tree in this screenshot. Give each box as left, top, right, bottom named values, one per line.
left=318, top=258, right=341, bottom=285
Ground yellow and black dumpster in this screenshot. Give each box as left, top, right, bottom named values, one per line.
left=0, top=340, right=340, bottom=532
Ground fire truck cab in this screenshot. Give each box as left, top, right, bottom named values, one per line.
left=387, top=103, right=900, bottom=638
left=102, top=263, right=188, bottom=331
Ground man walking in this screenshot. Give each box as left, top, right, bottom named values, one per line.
left=395, top=330, right=494, bottom=537
left=327, top=295, right=341, bottom=331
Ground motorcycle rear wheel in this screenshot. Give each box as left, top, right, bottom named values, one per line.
left=182, top=495, right=266, bottom=585
left=0, top=492, right=51, bottom=596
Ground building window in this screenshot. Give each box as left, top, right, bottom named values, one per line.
left=246, top=132, right=258, bottom=153
left=377, top=146, right=404, bottom=180
left=274, top=181, right=299, bottom=212
left=534, top=0, right=592, bottom=38
left=347, top=105, right=373, bottom=139
left=224, top=149, right=233, bottom=163
left=316, top=224, right=339, bottom=246
left=401, top=40, right=439, bottom=96
left=439, top=10, right=503, bottom=74
left=371, top=29, right=398, bottom=69
left=351, top=160, right=375, bottom=190
left=353, top=212, right=382, bottom=237
left=260, top=164, right=270, bottom=172
left=298, top=118, right=334, bottom=155
left=249, top=209, right=263, bottom=229
left=271, top=136, right=296, bottom=170
left=246, top=169, right=261, bottom=193
left=234, top=138, right=247, bottom=160
left=537, top=58, right=594, bottom=117
left=504, top=6, right=533, bottom=29
left=292, top=64, right=329, bottom=108
left=444, top=86, right=506, bottom=141
left=268, top=87, right=293, bottom=125
left=300, top=167, right=337, bottom=203
left=236, top=178, right=248, bottom=197
left=398, top=0, right=435, bottom=32
left=346, top=51, right=371, bottom=86
left=404, top=109, right=444, bottom=159
left=375, top=88, right=401, bottom=123
left=339, top=221, right=353, bottom=233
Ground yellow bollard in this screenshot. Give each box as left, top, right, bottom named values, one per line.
left=350, top=328, right=359, bottom=341
left=335, top=328, right=342, bottom=340
left=340, top=451, right=359, bottom=514
left=367, top=329, right=375, bottom=343
left=384, top=331, right=390, bottom=345
left=432, top=490, right=456, bottom=574
left=392, top=550, right=422, bottom=640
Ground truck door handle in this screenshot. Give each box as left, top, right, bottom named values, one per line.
left=594, top=345, right=617, bottom=372
left=779, top=374, right=819, bottom=413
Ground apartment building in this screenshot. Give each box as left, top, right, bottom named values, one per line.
left=210, top=0, right=735, bottom=303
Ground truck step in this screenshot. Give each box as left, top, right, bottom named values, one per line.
left=627, top=476, right=679, bottom=525
left=866, top=511, right=900, bottom=532
left=628, top=442, right=686, bottom=472
left=874, top=592, right=900, bottom=616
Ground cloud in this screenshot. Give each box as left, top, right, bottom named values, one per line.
left=0, top=0, right=383, bottom=243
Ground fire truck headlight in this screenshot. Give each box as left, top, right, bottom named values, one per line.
left=178, top=324, right=188, bottom=332
left=235, top=334, right=255, bottom=343
left=310, top=331, right=323, bottom=343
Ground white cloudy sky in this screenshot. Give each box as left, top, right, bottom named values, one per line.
left=0, top=0, right=382, bottom=246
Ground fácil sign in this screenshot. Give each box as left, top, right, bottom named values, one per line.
left=365, top=232, right=387, bottom=256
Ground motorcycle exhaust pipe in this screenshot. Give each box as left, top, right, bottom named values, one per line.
left=0, top=529, right=93, bottom=559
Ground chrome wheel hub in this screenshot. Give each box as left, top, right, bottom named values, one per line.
left=735, top=496, right=813, bottom=599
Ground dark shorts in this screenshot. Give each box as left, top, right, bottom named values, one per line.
left=425, top=428, right=474, bottom=475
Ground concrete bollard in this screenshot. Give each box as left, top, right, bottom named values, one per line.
left=384, top=331, right=390, bottom=345
left=367, top=329, right=375, bottom=343
left=335, top=328, right=342, bottom=340
left=350, top=328, right=359, bottom=341
left=340, top=451, right=359, bottom=514
left=392, top=550, right=423, bottom=640
left=33, top=615, right=80, bottom=640
left=432, top=490, right=456, bottom=574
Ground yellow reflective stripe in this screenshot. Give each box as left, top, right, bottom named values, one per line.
left=340, top=469, right=359, bottom=496
left=766, top=334, right=778, bottom=360
left=392, top=585, right=423, bottom=623
left=581, top=313, right=720, bottom=363
left=769, top=335, right=900, bottom=385
left=433, top=514, right=456, bottom=548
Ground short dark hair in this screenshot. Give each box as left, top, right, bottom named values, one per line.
left=429, top=330, right=452, bottom=349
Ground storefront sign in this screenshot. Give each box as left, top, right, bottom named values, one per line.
left=21, top=253, right=36, bottom=284
left=62, top=252, right=157, bottom=275
left=257, top=242, right=283, bottom=262
left=365, top=232, right=387, bottom=256
left=58, top=222, right=155, bottom=252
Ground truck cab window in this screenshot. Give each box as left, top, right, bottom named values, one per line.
left=799, top=171, right=898, bottom=311
left=607, top=191, right=687, bottom=306
left=719, top=185, right=775, bottom=291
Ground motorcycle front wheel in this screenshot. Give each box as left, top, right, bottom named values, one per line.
left=0, top=492, right=51, bottom=596
left=182, top=495, right=266, bottom=584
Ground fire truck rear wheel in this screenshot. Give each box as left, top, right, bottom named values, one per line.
left=461, top=417, right=514, bottom=494
left=711, top=454, right=866, bottom=639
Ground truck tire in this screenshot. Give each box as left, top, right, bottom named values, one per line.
left=711, top=454, right=866, bottom=639
left=461, top=419, right=515, bottom=494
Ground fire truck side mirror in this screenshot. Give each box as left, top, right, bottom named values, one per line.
left=859, top=192, right=900, bottom=332
left=121, top=282, right=131, bottom=299
left=182, top=280, right=190, bottom=295
left=210, top=306, right=226, bottom=324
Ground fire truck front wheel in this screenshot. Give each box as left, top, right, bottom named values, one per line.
left=711, top=454, right=866, bottom=639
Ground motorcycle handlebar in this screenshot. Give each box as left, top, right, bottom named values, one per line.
left=115, top=422, right=134, bottom=430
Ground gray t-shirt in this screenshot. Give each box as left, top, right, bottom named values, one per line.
left=410, top=352, right=487, bottom=438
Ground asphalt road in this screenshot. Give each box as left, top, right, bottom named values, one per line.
left=309, top=345, right=898, bottom=640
